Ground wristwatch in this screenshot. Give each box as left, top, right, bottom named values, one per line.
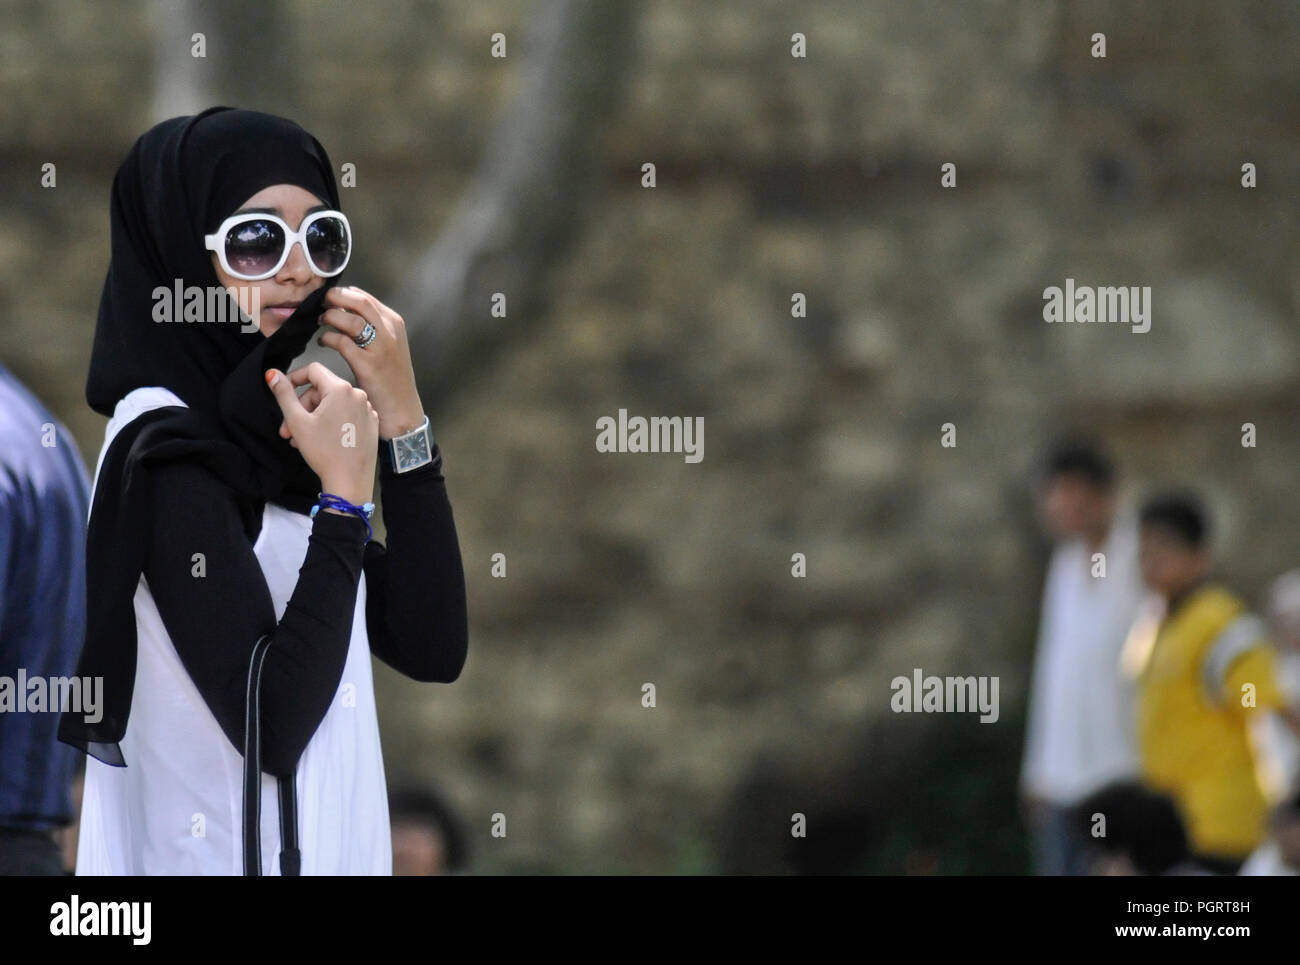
left=379, top=415, right=439, bottom=474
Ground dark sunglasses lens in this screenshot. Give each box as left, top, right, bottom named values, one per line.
left=305, top=217, right=349, bottom=273
left=224, top=220, right=284, bottom=277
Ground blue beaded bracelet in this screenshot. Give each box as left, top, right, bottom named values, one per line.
left=310, top=492, right=375, bottom=542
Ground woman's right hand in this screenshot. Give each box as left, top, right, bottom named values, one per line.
left=265, top=362, right=378, bottom=507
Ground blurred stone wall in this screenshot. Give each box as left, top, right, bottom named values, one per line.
left=1, top=0, right=1296, bottom=872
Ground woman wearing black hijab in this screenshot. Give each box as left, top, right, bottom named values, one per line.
left=60, top=107, right=468, bottom=875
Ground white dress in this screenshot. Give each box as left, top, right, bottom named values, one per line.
left=75, top=387, right=392, bottom=875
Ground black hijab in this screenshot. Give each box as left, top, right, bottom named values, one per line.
left=59, top=107, right=344, bottom=765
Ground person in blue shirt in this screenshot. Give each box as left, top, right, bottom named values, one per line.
left=0, top=363, right=91, bottom=875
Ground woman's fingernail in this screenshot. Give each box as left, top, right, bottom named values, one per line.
left=265, top=369, right=280, bottom=387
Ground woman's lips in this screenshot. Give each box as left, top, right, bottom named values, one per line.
left=266, top=304, right=300, bottom=320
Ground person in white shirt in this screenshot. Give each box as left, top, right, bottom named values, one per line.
left=1020, top=438, right=1146, bottom=875
left=1248, top=570, right=1300, bottom=803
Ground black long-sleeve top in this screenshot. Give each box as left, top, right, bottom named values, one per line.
left=141, top=447, right=467, bottom=776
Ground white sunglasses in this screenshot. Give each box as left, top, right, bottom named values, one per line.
left=204, top=209, right=352, bottom=281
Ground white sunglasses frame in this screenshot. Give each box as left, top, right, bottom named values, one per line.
left=204, top=209, right=353, bottom=281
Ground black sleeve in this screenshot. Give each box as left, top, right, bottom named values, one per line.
left=362, top=444, right=468, bottom=683
left=142, top=460, right=369, bottom=776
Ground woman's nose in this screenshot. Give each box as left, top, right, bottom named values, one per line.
left=277, top=239, right=315, bottom=284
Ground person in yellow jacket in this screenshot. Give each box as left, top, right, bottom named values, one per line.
left=1132, top=493, right=1300, bottom=873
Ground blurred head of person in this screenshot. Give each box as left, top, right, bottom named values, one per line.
left=1037, top=437, right=1117, bottom=546
left=388, top=787, right=467, bottom=876
left=1073, top=781, right=1190, bottom=875
left=1267, top=570, right=1300, bottom=652
left=1138, top=493, right=1210, bottom=601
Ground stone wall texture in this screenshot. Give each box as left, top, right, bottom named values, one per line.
left=1, top=0, right=1296, bottom=872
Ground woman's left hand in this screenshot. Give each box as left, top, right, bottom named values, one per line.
left=317, top=285, right=426, bottom=440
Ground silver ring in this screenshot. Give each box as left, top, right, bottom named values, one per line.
left=354, top=322, right=377, bottom=348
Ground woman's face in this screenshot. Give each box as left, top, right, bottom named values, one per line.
left=210, top=183, right=328, bottom=338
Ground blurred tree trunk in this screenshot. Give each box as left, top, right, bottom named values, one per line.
left=150, top=0, right=212, bottom=121
left=152, top=0, right=295, bottom=121
left=394, top=0, right=638, bottom=409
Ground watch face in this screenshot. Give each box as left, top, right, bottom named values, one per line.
left=395, top=429, right=431, bottom=471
